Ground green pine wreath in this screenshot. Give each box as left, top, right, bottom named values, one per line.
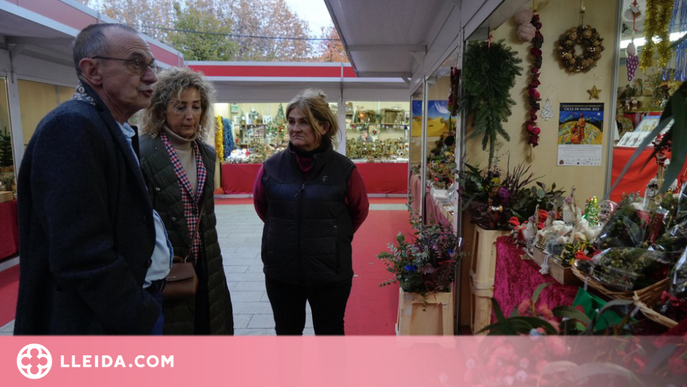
left=461, top=40, right=522, bottom=168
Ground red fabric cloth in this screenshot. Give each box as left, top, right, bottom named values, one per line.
left=221, top=162, right=407, bottom=195
left=0, top=199, right=19, bottom=260
left=493, top=236, right=578, bottom=318
left=355, top=163, right=407, bottom=194
left=221, top=163, right=261, bottom=194
left=610, top=147, right=687, bottom=202
left=252, top=163, right=370, bottom=233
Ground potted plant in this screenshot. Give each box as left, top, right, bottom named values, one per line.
left=377, top=215, right=461, bottom=335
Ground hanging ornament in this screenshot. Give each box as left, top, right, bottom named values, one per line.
left=541, top=98, right=554, bottom=121
left=626, top=41, right=639, bottom=81
left=522, top=8, right=543, bottom=148
left=639, top=0, right=674, bottom=72
left=587, top=85, right=602, bottom=100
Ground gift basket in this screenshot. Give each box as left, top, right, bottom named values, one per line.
left=587, top=248, right=671, bottom=291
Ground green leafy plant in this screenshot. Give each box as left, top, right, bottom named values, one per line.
left=457, top=161, right=554, bottom=230
left=460, top=40, right=523, bottom=169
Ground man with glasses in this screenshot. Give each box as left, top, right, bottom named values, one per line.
left=14, top=23, right=172, bottom=334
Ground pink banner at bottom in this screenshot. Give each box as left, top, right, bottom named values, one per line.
left=1, top=336, right=685, bottom=386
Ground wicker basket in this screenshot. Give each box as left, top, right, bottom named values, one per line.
left=571, top=265, right=634, bottom=300
left=633, top=278, right=677, bottom=329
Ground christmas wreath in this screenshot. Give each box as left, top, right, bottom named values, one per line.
left=460, top=40, right=522, bottom=169
left=556, top=25, right=604, bottom=73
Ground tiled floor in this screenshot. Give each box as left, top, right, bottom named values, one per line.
left=0, top=201, right=403, bottom=336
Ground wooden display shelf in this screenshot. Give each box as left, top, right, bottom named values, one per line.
left=396, top=288, right=453, bottom=335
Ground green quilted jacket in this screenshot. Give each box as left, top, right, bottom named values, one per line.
left=139, top=134, right=234, bottom=335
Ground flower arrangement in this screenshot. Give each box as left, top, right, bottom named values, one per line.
left=457, top=161, right=563, bottom=230
left=377, top=215, right=461, bottom=295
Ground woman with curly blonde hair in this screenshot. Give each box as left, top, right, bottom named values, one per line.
left=138, top=67, right=233, bottom=335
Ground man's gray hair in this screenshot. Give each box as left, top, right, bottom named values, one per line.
left=73, top=23, right=138, bottom=77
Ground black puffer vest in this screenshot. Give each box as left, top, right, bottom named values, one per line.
left=261, top=145, right=356, bottom=286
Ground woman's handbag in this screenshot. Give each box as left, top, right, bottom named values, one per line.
left=163, top=257, right=199, bottom=300
left=163, top=204, right=205, bottom=300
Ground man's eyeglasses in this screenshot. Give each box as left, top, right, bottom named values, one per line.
left=91, top=56, right=160, bottom=75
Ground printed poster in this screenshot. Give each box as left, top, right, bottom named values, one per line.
left=411, top=100, right=451, bottom=137
left=557, top=103, right=604, bottom=166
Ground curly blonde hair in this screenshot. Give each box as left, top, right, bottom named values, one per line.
left=286, top=88, right=339, bottom=148
left=138, top=67, right=215, bottom=140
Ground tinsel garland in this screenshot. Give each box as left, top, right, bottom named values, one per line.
left=215, top=115, right=224, bottom=163
left=525, top=13, right=543, bottom=147
left=640, top=0, right=674, bottom=71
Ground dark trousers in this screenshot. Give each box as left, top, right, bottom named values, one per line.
left=147, top=279, right=165, bottom=335
left=265, top=276, right=352, bottom=335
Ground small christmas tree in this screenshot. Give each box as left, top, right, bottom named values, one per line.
left=583, top=196, right=599, bottom=226
left=0, top=126, right=12, bottom=167
left=275, top=103, right=286, bottom=125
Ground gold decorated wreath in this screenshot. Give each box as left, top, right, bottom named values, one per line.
left=556, top=25, right=604, bottom=73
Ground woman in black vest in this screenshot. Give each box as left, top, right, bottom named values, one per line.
left=138, top=67, right=234, bottom=334
left=253, top=89, right=370, bottom=335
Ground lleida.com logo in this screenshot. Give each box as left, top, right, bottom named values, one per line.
left=17, top=343, right=174, bottom=379
left=17, top=343, right=53, bottom=379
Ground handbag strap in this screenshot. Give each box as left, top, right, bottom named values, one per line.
left=183, top=202, right=207, bottom=263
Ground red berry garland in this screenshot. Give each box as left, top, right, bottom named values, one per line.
left=525, top=13, right=543, bottom=147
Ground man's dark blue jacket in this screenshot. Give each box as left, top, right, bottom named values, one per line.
left=14, top=83, right=159, bottom=334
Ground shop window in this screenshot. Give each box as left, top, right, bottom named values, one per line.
left=18, top=80, right=74, bottom=147
left=345, top=100, right=409, bottom=162
left=0, top=78, right=14, bottom=192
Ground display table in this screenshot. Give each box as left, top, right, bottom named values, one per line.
left=355, top=162, right=408, bottom=194
left=611, top=147, right=687, bottom=202
left=221, top=162, right=408, bottom=195
left=425, top=187, right=452, bottom=228
left=493, top=236, right=578, bottom=318
left=0, top=199, right=19, bottom=260
left=221, top=163, right=261, bottom=194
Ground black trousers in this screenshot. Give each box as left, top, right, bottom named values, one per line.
left=265, top=276, right=352, bottom=335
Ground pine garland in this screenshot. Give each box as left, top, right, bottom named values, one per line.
left=215, top=115, right=224, bottom=163
left=461, top=40, right=523, bottom=168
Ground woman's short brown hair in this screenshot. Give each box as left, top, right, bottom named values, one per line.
left=138, top=66, right=215, bottom=140
left=286, top=89, right=339, bottom=147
